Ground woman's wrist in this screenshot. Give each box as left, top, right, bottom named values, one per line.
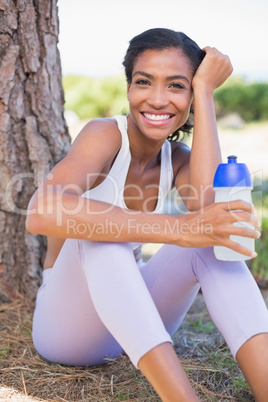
left=192, top=82, right=215, bottom=100
left=156, top=214, right=184, bottom=246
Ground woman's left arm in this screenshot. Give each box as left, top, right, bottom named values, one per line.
left=176, top=47, right=233, bottom=211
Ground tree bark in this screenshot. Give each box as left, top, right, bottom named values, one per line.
left=0, top=0, right=71, bottom=301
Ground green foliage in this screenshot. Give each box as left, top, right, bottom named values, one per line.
left=214, top=77, right=268, bottom=122
left=250, top=217, right=268, bottom=283
left=0, top=348, right=10, bottom=357
left=62, top=74, right=129, bottom=120
left=248, top=178, right=268, bottom=283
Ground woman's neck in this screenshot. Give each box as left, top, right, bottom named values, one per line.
left=126, top=115, right=166, bottom=171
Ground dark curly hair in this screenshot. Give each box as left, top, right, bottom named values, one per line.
left=123, top=28, right=206, bottom=141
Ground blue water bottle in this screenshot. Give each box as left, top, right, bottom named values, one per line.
left=213, top=155, right=254, bottom=261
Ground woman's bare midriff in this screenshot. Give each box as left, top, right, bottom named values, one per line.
left=43, top=236, right=66, bottom=269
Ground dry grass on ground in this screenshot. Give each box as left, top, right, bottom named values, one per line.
left=0, top=298, right=155, bottom=402
left=0, top=294, right=258, bottom=401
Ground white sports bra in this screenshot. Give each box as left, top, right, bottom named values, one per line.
left=82, top=114, right=174, bottom=211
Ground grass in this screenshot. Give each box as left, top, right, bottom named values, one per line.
left=0, top=295, right=258, bottom=401
left=185, top=313, right=216, bottom=334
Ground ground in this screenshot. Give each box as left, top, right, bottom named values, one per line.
left=1, top=287, right=267, bottom=400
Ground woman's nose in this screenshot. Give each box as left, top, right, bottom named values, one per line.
left=147, top=87, right=169, bottom=109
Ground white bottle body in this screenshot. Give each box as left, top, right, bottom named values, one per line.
left=213, top=186, right=254, bottom=261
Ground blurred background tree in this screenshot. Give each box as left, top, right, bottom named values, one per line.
left=0, top=0, right=70, bottom=300
left=214, top=77, right=268, bottom=122
left=63, top=74, right=129, bottom=120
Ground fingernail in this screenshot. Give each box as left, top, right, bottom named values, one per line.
left=252, top=251, right=258, bottom=258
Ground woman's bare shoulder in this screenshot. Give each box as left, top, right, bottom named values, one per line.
left=42, top=117, right=123, bottom=193
left=67, top=117, right=122, bottom=165
left=74, top=117, right=121, bottom=141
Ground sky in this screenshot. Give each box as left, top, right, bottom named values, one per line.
left=57, top=0, right=268, bottom=81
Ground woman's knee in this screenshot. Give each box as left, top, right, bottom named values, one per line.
left=78, top=240, right=134, bottom=267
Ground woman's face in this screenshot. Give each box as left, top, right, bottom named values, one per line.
left=127, top=47, right=194, bottom=142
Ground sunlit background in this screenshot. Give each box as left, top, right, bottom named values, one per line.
left=58, top=0, right=268, bottom=81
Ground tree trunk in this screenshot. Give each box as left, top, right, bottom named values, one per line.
left=0, top=0, right=71, bottom=301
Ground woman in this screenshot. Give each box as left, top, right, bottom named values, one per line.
left=26, top=28, right=268, bottom=401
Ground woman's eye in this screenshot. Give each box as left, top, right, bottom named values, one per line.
left=170, top=82, right=185, bottom=89
left=135, top=79, right=150, bottom=86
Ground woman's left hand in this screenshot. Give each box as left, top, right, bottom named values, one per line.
left=192, top=46, right=233, bottom=93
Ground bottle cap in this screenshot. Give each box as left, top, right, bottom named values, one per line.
left=213, top=155, right=252, bottom=187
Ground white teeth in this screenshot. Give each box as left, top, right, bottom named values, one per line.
left=143, top=113, right=171, bottom=121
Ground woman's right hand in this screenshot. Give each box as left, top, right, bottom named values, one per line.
left=176, top=200, right=260, bottom=258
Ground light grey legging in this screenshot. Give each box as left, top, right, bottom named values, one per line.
left=32, top=239, right=268, bottom=368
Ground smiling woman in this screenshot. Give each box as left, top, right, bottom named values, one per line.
left=123, top=29, right=205, bottom=141
left=26, top=28, right=268, bottom=401
left=127, top=48, right=193, bottom=141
